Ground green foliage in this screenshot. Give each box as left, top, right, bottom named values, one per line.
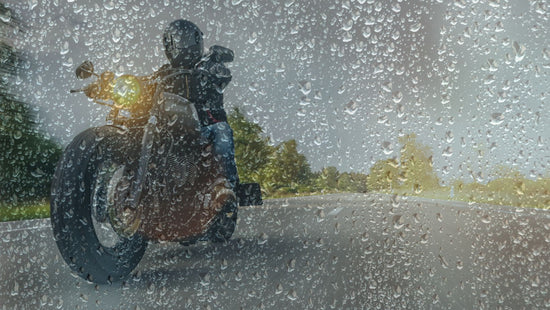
left=367, top=158, right=399, bottom=191
left=316, top=166, right=339, bottom=190
left=230, top=109, right=546, bottom=208
left=0, top=5, right=62, bottom=204
left=367, top=134, right=440, bottom=194
left=337, top=172, right=368, bottom=193
left=228, top=108, right=274, bottom=184
left=398, top=134, right=440, bottom=191
left=452, top=174, right=550, bottom=209
left=0, top=202, right=50, bottom=222
left=262, top=139, right=313, bottom=193
left=229, top=109, right=368, bottom=197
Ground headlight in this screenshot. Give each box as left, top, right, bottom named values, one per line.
left=111, top=75, right=142, bottom=107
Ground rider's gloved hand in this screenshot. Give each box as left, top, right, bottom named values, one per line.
left=84, top=72, right=115, bottom=100
left=83, top=83, right=100, bottom=99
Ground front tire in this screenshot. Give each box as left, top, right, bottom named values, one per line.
left=50, top=126, right=147, bottom=284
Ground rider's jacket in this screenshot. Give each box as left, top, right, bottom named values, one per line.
left=154, top=52, right=232, bottom=126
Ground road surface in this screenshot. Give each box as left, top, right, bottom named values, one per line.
left=1, top=193, right=549, bottom=309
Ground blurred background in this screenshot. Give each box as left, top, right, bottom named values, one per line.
left=1, top=0, right=549, bottom=207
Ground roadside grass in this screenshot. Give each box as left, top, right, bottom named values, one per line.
left=2, top=184, right=547, bottom=222
left=383, top=186, right=549, bottom=209
left=0, top=202, right=50, bottom=222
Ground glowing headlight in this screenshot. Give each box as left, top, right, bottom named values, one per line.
left=111, top=75, right=142, bottom=107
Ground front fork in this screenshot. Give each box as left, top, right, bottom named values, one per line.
left=107, top=111, right=158, bottom=237
left=128, top=114, right=158, bottom=211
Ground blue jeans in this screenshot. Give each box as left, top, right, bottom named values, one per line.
left=201, top=122, right=238, bottom=190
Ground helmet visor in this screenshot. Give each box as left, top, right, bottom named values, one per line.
left=167, top=29, right=201, bottom=50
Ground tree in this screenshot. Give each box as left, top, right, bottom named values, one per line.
left=316, top=166, right=339, bottom=190
left=0, top=3, right=61, bottom=204
left=228, top=108, right=274, bottom=183
left=262, top=139, right=312, bottom=192
left=367, top=158, right=399, bottom=191
left=337, top=172, right=351, bottom=191
left=398, top=134, right=440, bottom=192
left=338, top=172, right=368, bottom=193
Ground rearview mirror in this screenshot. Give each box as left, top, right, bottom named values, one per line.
left=75, top=61, right=94, bottom=79
left=210, top=45, right=234, bottom=63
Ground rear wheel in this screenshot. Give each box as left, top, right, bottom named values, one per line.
left=50, top=126, right=147, bottom=284
left=208, top=199, right=238, bottom=243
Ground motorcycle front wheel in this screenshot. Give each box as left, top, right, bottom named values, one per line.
left=50, top=126, right=147, bottom=284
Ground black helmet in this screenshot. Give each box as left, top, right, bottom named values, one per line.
left=163, top=19, right=204, bottom=68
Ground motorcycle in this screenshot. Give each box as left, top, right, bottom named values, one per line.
left=50, top=58, right=262, bottom=284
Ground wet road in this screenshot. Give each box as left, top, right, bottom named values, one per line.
left=1, top=193, right=549, bottom=309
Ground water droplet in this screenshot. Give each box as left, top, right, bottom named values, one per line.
left=396, top=104, right=405, bottom=118
left=287, top=258, right=296, bottom=272
left=313, top=135, right=322, bottom=146
left=344, top=100, right=358, bottom=115
left=284, top=0, right=295, bottom=8
left=257, top=232, right=268, bottom=245
left=298, top=80, right=311, bottom=95
left=445, top=131, right=454, bottom=143
left=442, top=147, right=453, bottom=157
left=420, top=233, right=429, bottom=244
left=392, top=91, right=403, bottom=103
left=247, top=32, right=258, bottom=44
left=393, top=284, right=402, bottom=298
left=11, top=281, right=19, bottom=296
left=484, top=74, right=495, bottom=85
left=535, top=3, right=547, bottom=14
left=299, top=96, right=311, bottom=106
left=381, top=141, right=393, bottom=155
left=410, top=22, right=422, bottom=33
left=438, top=254, right=449, bottom=269
left=485, top=59, right=499, bottom=72
left=393, top=215, right=404, bottom=229
left=60, top=41, right=69, bottom=55
left=316, top=209, right=325, bottom=222
left=391, top=3, right=401, bottom=13
left=342, top=31, right=352, bottom=42
left=512, top=41, right=526, bottom=62
left=0, top=10, right=11, bottom=23
left=103, top=1, right=115, bottom=10
left=112, top=28, right=121, bottom=43
left=12, top=130, right=22, bottom=140
left=146, top=282, right=155, bottom=295
left=490, top=113, right=504, bottom=125
left=362, top=27, right=371, bottom=38
left=342, top=19, right=353, bottom=31
left=249, top=82, right=259, bottom=92
left=31, top=168, right=45, bottom=178
left=287, top=289, right=298, bottom=300
left=382, top=81, right=392, bottom=93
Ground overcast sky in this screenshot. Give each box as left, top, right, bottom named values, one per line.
left=4, top=0, right=549, bottom=183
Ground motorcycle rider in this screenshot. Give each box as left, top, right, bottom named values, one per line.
left=156, top=19, right=238, bottom=209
